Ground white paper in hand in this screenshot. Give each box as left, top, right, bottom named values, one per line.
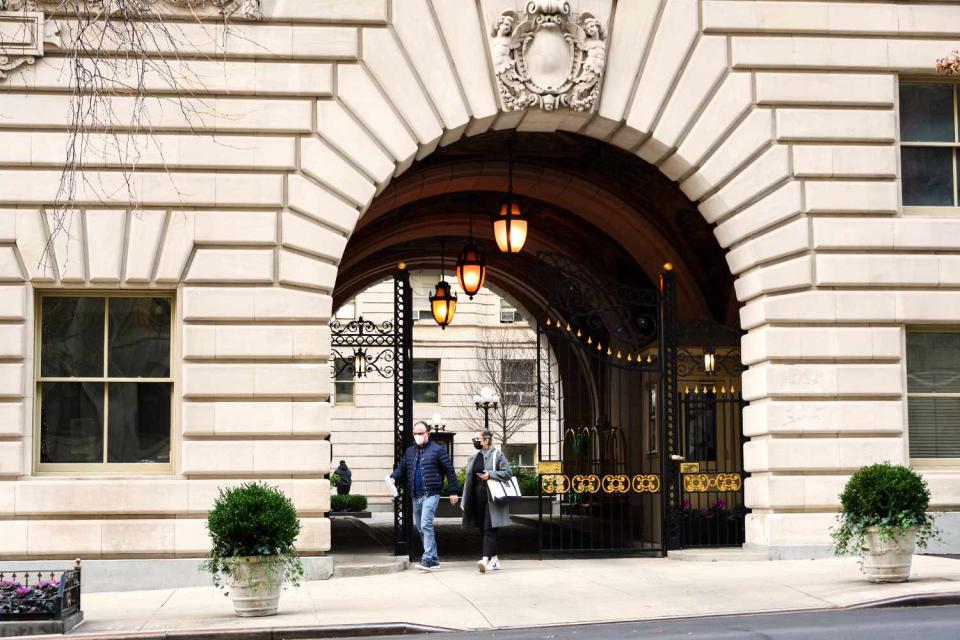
left=384, top=474, right=399, bottom=498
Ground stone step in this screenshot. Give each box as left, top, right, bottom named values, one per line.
left=333, top=555, right=409, bottom=578
left=668, top=548, right=770, bottom=562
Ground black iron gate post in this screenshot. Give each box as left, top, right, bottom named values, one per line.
left=658, top=265, right=681, bottom=552
left=393, top=268, right=414, bottom=558
left=330, top=266, right=412, bottom=559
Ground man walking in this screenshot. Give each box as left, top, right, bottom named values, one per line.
left=389, top=423, right=459, bottom=571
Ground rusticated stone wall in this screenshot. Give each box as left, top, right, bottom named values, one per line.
left=0, top=0, right=958, bottom=560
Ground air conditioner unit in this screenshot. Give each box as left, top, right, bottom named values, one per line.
left=500, top=309, right=516, bottom=323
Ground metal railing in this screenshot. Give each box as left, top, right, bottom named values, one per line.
left=0, top=560, right=81, bottom=621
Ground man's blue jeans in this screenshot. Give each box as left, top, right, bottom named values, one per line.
left=413, top=494, right=441, bottom=565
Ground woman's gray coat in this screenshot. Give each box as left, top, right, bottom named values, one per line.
left=460, top=448, right=514, bottom=530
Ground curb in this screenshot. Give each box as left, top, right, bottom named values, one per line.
left=26, top=622, right=453, bottom=640
left=848, top=591, right=960, bottom=609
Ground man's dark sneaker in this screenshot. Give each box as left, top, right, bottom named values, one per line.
left=416, top=562, right=435, bottom=572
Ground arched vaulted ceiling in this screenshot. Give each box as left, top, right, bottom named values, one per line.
left=334, top=132, right=737, bottom=329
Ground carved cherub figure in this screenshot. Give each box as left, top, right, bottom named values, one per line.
left=490, top=12, right=519, bottom=76
left=571, top=14, right=606, bottom=111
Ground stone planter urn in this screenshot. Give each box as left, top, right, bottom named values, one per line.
left=863, top=525, right=918, bottom=583
left=224, top=557, right=283, bottom=617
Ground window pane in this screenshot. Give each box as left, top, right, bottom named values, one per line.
left=413, top=382, right=439, bottom=404
left=899, top=83, right=955, bottom=142
left=107, top=383, right=171, bottom=463
left=334, top=382, right=355, bottom=404
left=108, top=298, right=171, bottom=378
left=901, top=147, right=954, bottom=206
left=909, top=396, right=960, bottom=459
left=684, top=399, right=717, bottom=461
left=41, top=297, right=104, bottom=377
left=334, top=358, right=355, bottom=382
left=413, top=360, right=439, bottom=382
left=39, top=382, right=104, bottom=463
left=907, top=332, right=960, bottom=393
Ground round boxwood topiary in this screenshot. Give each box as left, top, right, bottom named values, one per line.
left=831, top=463, right=938, bottom=557
left=200, top=482, right=304, bottom=592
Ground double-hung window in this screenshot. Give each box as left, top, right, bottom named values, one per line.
left=36, top=293, right=173, bottom=473
left=333, top=357, right=355, bottom=405
left=906, top=331, right=960, bottom=464
left=900, top=82, right=959, bottom=212
left=502, top=360, right=536, bottom=407
left=412, top=359, right=440, bottom=404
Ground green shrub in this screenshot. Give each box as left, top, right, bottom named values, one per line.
left=331, top=494, right=368, bottom=512
left=831, top=463, right=938, bottom=557
left=514, top=466, right=539, bottom=496
left=441, top=467, right=468, bottom=496
left=200, top=482, right=304, bottom=593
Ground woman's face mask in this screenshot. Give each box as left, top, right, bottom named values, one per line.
left=472, top=439, right=483, bottom=450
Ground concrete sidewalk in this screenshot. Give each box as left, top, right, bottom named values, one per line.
left=67, top=555, right=960, bottom=636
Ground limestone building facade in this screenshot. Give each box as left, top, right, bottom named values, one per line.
left=0, top=0, right=958, bottom=566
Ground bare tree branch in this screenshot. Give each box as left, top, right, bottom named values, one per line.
left=458, top=327, right=556, bottom=448
left=1, top=0, right=262, bottom=272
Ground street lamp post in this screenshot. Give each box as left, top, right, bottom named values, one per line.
left=472, top=386, right=500, bottom=434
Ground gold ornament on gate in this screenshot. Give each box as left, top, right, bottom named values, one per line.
left=682, top=473, right=742, bottom=493
left=632, top=474, right=661, bottom=493
left=541, top=474, right=570, bottom=495
left=601, top=474, right=630, bottom=494
left=572, top=474, right=601, bottom=494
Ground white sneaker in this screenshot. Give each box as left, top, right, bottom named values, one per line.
left=488, top=557, right=501, bottom=571
left=477, top=557, right=488, bottom=574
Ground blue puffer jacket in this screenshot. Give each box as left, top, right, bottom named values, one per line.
left=390, top=441, right=459, bottom=497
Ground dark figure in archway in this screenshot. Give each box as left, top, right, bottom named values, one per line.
left=335, top=460, right=352, bottom=495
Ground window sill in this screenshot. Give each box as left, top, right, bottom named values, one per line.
left=910, top=459, right=960, bottom=470
left=902, top=206, right=960, bottom=217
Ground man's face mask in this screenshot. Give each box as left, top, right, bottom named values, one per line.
left=414, top=434, right=426, bottom=446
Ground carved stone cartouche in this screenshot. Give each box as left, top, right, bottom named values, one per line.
left=490, top=1, right=607, bottom=113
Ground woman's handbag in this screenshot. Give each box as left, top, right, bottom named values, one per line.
left=486, top=451, right=521, bottom=503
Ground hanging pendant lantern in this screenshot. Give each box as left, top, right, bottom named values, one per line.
left=456, top=213, right=487, bottom=299
left=430, top=239, right=458, bottom=329
left=495, top=139, right=529, bottom=254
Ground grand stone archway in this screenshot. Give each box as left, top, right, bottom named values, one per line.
left=1, top=1, right=957, bottom=566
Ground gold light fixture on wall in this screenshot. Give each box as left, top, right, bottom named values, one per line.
left=430, top=238, right=458, bottom=329
left=494, top=139, right=528, bottom=254
left=353, top=348, right=367, bottom=378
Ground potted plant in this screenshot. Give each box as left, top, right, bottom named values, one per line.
left=201, top=482, right=304, bottom=617
left=831, top=463, right=938, bottom=583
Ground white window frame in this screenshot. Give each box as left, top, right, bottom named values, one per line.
left=502, top=359, right=536, bottom=407
left=333, top=357, right=356, bottom=406
left=34, top=290, right=175, bottom=475
left=900, top=79, right=960, bottom=216
left=412, top=358, right=441, bottom=405
left=905, top=327, right=960, bottom=468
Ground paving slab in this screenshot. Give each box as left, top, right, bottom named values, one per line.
left=67, top=555, right=960, bottom=636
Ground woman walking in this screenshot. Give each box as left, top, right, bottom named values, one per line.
left=461, top=430, right=514, bottom=573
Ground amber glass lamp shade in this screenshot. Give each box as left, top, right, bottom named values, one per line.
left=494, top=201, right=528, bottom=254
left=429, top=280, right=457, bottom=329
left=455, top=243, right=487, bottom=299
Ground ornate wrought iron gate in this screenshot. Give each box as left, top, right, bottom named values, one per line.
left=534, top=255, right=682, bottom=555
left=330, top=268, right=413, bottom=557
left=677, top=388, right=747, bottom=547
